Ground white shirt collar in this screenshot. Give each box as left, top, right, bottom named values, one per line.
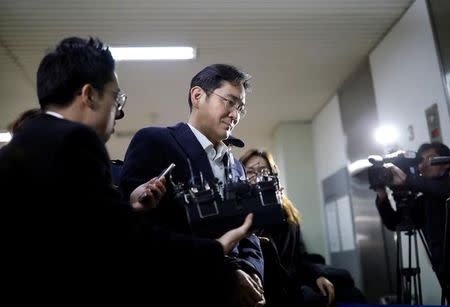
left=187, top=123, right=228, bottom=162
left=45, top=111, right=64, bottom=119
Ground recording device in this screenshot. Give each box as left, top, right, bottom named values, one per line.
left=170, top=159, right=287, bottom=238
left=368, top=151, right=450, bottom=303
left=367, top=150, right=421, bottom=189
left=367, top=151, right=421, bottom=230
left=368, top=151, right=423, bottom=304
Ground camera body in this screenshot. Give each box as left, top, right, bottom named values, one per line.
left=172, top=173, right=287, bottom=238
left=368, top=150, right=421, bottom=189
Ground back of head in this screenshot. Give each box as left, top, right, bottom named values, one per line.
left=37, top=37, right=115, bottom=109
left=187, top=64, right=252, bottom=111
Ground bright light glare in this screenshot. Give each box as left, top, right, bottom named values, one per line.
left=110, top=47, right=196, bottom=61
left=0, top=132, right=12, bottom=143
left=374, top=125, right=399, bottom=146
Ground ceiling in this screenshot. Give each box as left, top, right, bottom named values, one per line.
left=0, top=0, right=414, bottom=158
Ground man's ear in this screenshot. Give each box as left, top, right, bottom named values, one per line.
left=80, top=84, right=96, bottom=110
left=190, top=86, right=204, bottom=110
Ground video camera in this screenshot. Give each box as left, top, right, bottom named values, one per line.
left=367, top=150, right=422, bottom=189
left=170, top=160, right=287, bottom=238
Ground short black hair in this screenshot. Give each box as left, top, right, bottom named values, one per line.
left=417, top=142, right=450, bottom=157
left=37, top=37, right=115, bottom=109
left=188, top=64, right=252, bottom=112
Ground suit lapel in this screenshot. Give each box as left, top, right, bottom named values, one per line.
left=168, top=123, right=215, bottom=184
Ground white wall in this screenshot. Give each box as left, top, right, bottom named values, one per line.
left=369, top=0, right=447, bottom=303
left=312, top=95, right=348, bottom=181
left=273, top=121, right=326, bottom=258
left=311, top=94, right=348, bottom=262
left=370, top=0, right=450, bottom=151
left=0, top=44, right=36, bottom=132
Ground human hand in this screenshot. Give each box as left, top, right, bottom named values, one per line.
left=216, top=213, right=253, bottom=254
left=229, top=269, right=265, bottom=307
left=316, top=276, right=335, bottom=307
left=250, top=273, right=265, bottom=306
left=376, top=187, right=387, bottom=201
left=129, top=177, right=166, bottom=211
left=385, top=163, right=407, bottom=185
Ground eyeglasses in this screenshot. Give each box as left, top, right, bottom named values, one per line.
left=246, top=167, right=271, bottom=177
left=112, top=90, right=127, bottom=112
left=105, top=89, right=127, bottom=119
left=91, top=87, right=127, bottom=113
left=209, top=91, right=247, bottom=117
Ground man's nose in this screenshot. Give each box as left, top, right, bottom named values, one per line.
left=228, top=108, right=239, bottom=120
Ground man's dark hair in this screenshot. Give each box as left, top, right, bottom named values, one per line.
left=188, top=64, right=252, bottom=112
left=417, top=142, right=450, bottom=157
left=37, top=37, right=115, bottom=109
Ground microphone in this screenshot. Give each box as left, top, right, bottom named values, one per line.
left=187, top=158, right=196, bottom=187
left=430, top=156, right=450, bottom=165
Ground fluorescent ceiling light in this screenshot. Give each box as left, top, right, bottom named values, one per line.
left=110, top=47, right=196, bottom=61
left=0, top=132, right=12, bottom=143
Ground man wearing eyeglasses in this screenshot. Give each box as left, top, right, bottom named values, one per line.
left=0, top=40, right=257, bottom=305
left=120, top=64, right=266, bottom=307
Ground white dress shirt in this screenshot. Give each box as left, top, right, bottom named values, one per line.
left=187, top=123, right=230, bottom=185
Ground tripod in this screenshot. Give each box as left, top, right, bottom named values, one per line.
left=395, top=228, right=423, bottom=304
left=393, top=191, right=426, bottom=305
left=429, top=156, right=450, bottom=305
left=442, top=198, right=449, bottom=305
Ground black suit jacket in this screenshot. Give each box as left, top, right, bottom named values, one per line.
left=120, top=122, right=264, bottom=278
left=0, top=114, right=228, bottom=305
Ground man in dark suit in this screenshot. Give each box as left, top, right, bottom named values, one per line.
left=0, top=38, right=254, bottom=305
left=120, top=64, right=266, bottom=307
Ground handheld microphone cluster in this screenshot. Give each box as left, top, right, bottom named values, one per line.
left=170, top=158, right=287, bottom=238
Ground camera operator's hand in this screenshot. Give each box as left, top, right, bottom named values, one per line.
left=385, top=163, right=407, bottom=185
left=375, top=163, right=408, bottom=202
left=376, top=188, right=388, bottom=201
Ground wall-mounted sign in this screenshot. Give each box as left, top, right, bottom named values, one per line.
left=425, top=103, right=442, bottom=143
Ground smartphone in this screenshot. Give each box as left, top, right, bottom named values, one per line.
left=158, top=163, right=176, bottom=180
left=138, top=163, right=176, bottom=202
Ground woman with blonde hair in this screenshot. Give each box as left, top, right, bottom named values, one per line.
left=241, top=149, right=365, bottom=307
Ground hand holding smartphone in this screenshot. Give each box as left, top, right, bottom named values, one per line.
left=138, top=163, right=175, bottom=202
